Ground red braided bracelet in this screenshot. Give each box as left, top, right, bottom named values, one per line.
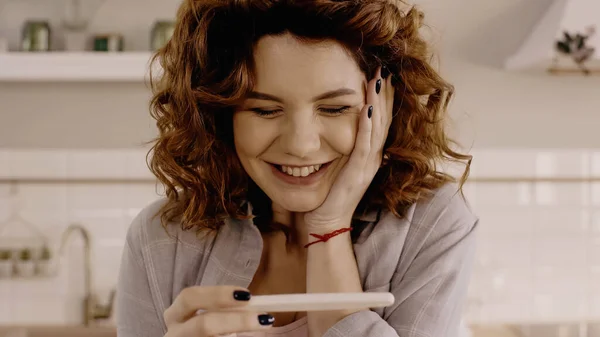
left=304, top=227, right=353, bottom=248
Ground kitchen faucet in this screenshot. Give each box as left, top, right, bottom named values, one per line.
left=59, top=224, right=116, bottom=326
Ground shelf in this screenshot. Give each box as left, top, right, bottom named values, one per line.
left=0, top=52, right=158, bottom=82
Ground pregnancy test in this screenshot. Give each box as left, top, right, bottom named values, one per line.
left=221, top=292, right=395, bottom=313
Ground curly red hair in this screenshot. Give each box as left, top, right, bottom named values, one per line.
left=148, top=0, right=471, bottom=231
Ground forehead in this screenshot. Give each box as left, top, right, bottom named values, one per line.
left=252, top=34, right=365, bottom=97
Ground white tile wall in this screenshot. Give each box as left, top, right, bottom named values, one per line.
left=0, top=148, right=598, bottom=325
left=0, top=148, right=159, bottom=325
left=463, top=149, right=599, bottom=324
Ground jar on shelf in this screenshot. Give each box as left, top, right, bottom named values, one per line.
left=93, top=33, right=124, bottom=52
left=0, top=183, right=50, bottom=278
left=36, top=245, right=54, bottom=276
left=21, top=21, right=51, bottom=52
left=151, top=20, right=175, bottom=51
left=15, top=248, right=36, bottom=277
left=0, top=249, right=13, bottom=278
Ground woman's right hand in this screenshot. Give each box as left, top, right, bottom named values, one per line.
left=163, top=286, right=275, bottom=337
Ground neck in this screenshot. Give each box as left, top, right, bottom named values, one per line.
left=259, top=209, right=308, bottom=276
left=272, top=204, right=310, bottom=248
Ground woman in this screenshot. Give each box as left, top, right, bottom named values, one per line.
left=116, top=1, right=478, bottom=337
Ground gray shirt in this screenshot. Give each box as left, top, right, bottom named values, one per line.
left=116, top=182, right=478, bottom=337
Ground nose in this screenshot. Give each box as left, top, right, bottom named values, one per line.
left=280, top=111, right=321, bottom=158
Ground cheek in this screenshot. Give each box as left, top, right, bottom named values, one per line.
left=322, top=115, right=359, bottom=155
left=233, top=114, right=273, bottom=158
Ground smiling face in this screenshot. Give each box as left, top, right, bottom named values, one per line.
left=233, top=33, right=367, bottom=213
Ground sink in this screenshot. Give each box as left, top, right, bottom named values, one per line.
left=0, top=326, right=115, bottom=337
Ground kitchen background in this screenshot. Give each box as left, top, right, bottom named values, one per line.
left=1, top=0, right=600, bottom=336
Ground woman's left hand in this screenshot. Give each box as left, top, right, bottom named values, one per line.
left=304, top=66, right=394, bottom=231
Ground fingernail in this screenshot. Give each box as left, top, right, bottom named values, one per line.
left=381, top=66, right=390, bottom=79
left=376, top=79, right=382, bottom=94
left=233, top=290, right=251, bottom=301
left=368, top=106, right=373, bottom=119
left=258, top=314, right=275, bottom=326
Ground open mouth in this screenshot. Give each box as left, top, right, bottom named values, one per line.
left=276, top=162, right=331, bottom=177
left=267, top=160, right=334, bottom=184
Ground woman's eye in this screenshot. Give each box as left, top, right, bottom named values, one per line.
left=320, top=106, right=351, bottom=115
left=249, top=106, right=351, bottom=116
left=250, top=108, right=282, bottom=116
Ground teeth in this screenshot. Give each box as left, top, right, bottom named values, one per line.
left=280, top=164, right=323, bottom=177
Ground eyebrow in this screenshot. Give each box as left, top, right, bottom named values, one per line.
left=247, top=88, right=357, bottom=103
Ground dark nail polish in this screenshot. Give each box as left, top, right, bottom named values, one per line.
left=368, top=106, right=373, bottom=119
left=233, top=290, right=251, bottom=301
left=381, top=66, right=390, bottom=79
left=375, top=79, right=382, bottom=94
left=258, top=314, right=275, bottom=326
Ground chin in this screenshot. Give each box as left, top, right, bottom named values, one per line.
left=281, top=203, right=319, bottom=213
left=274, top=193, right=326, bottom=213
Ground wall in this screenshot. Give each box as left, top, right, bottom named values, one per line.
left=2, top=0, right=600, bottom=148
left=1, top=149, right=600, bottom=325
left=1, top=0, right=600, bottom=328
left=467, top=150, right=600, bottom=324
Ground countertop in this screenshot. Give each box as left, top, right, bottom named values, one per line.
left=0, top=325, right=116, bottom=337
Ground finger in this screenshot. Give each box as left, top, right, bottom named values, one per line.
left=379, top=70, right=394, bottom=149
left=172, top=311, right=274, bottom=337
left=351, top=68, right=381, bottom=168
left=370, top=67, right=386, bottom=166
left=385, top=73, right=394, bottom=127
left=164, top=286, right=251, bottom=327
left=369, top=67, right=383, bottom=146
left=347, top=90, right=375, bottom=170
left=371, top=67, right=386, bottom=148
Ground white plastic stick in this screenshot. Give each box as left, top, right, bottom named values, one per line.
left=224, top=292, right=395, bottom=313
